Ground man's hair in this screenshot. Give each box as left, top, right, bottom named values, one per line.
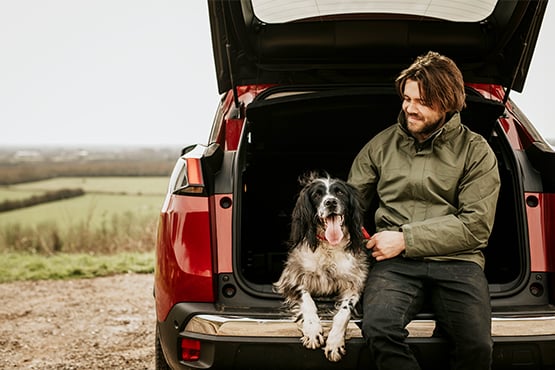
left=395, top=51, right=466, bottom=112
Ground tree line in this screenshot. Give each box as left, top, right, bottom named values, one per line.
left=0, top=159, right=174, bottom=185
left=0, top=188, right=85, bottom=213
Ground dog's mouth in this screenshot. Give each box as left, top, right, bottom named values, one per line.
left=323, top=214, right=344, bottom=246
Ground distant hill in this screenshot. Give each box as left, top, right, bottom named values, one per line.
left=0, top=145, right=182, bottom=164
left=0, top=145, right=183, bottom=185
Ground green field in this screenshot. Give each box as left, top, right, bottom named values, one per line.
left=8, top=176, right=169, bottom=195
left=0, top=176, right=168, bottom=254
left=0, top=188, right=44, bottom=201
left=0, top=176, right=169, bottom=281
left=0, top=176, right=168, bottom=228
left=0, top=193, right=163, bottom=228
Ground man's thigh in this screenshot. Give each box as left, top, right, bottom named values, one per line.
left=363, top=258, right=426, bottom=328
left=429, top=261, right=491, bottom=341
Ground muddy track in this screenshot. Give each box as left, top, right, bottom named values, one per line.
left=0, top=273, right=155, bottom=369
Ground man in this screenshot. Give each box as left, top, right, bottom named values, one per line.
left=348, top=51, right=500, bottom=369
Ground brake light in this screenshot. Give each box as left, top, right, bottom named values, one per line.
left=167, top=144, right=222, bottom=196
left=176, top=157, right=204, bottom=194
left=185, top=157, right=203, bottom=186
left=180, top=338, right=201, bottom=362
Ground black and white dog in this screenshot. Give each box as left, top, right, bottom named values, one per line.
left=274, top=172, right=369, bottom=362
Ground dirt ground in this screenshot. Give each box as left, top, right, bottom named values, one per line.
left=0, top=273, right=155, bottom=370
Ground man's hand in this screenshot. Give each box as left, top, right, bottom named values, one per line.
left=366, top=230, right=406, bottom=261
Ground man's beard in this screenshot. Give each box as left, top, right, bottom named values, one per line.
left=406, top=113, right=445, bottom=137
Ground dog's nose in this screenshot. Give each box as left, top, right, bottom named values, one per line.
left=325, top=198, right=337, bottom=208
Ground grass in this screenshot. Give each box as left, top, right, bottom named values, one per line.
left=0, top=188, right=44, bottom=201
left=0, top=193, right=163, bottom=229
left=0, top=192, right=163, bottom=255
left=0, top=176, right=168, bottom=282
left=0, top=251, right=155, bottom=283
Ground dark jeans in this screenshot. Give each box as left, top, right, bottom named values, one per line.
left=362, top=257, right=492, bottom=370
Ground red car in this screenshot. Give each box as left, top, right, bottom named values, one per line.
left=155, top=1, right=555, bottom=369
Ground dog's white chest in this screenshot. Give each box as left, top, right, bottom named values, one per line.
left=298, top=245, right=356, bottom=277
left=281, top=243, right=366, bottom=298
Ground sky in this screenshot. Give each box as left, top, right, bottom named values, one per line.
left=0, top=1, right=553, bottom=148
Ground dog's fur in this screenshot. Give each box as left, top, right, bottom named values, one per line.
left=274, top=173, right=369, bottom=362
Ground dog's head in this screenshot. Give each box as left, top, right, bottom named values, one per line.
left=290, top=172, right=365, bottom=251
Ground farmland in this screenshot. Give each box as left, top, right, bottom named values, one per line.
left=0, top=145, right=179, bottom=281
left=1, top=177, right=167, bottom=252
left=0, top=177, right=166, bottom=241
left=0, top=177, right=167, bottom=228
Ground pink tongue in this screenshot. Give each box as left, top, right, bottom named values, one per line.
left=325, top=215, right=344, bottom=246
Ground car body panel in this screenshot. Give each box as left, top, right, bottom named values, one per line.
left=213, top=194, right=233, bottom=274
left=155, top=195, right=215, bottom=321
left=526, top=192, right=555, bottom=272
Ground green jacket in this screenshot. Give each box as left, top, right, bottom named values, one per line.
left=348, top=112, right=500, bottom=269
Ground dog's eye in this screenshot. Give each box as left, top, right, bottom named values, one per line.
left=332, top=188, right=344, bottom=196
left=311, top=188, right=326, bottom=200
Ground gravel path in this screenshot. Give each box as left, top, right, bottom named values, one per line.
left=0, top=273, right=155, bottom=369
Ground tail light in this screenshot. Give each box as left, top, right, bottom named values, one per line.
left=168, top=143, right=223, bottom=196
left=180, top=338, right=201, bottom=362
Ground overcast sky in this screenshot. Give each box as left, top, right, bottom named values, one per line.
left=0, top=1, right=553, bottom=148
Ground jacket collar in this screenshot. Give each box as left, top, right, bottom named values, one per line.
left=397, top=111, right=462, bottom=152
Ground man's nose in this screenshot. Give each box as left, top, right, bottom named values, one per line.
left=404, top=101, right=417, bottom=114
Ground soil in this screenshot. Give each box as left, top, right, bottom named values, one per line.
left=0, top=273, right=155, bottom=369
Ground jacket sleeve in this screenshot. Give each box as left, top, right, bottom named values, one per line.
left=402, top=137, right=501, bottom=258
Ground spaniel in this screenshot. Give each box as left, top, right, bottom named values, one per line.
left=274, top=172, right=369, bottom=362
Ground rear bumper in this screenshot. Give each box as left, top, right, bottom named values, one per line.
left=185, top=313, right=555, bottom=338
left=158, top=302, right=555, bottom=370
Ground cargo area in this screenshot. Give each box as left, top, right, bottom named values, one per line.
left=235, top=86, right=525, bottom=297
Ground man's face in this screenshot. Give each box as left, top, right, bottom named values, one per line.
left=401, top=79, right=446, bottom=142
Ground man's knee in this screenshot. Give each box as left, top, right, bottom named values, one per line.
left=361, top=306, right=407, bottom=343
left=459, top=333, right=492, bottom=357
left=454, top=336, right=492, bottom=370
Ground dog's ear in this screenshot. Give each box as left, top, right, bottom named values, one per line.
left=298, top=171, right=317, bottom=187
left=298, top=170, right=330, bottom=187
left=290, top=183, right=318, bottom=249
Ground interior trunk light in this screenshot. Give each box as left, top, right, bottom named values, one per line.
left=181, top=338, right=201, bottom=362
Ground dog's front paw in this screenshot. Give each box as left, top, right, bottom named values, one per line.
left=324, top=333, right=346, bottom=362
left=301, top=320, right=325, bottom=349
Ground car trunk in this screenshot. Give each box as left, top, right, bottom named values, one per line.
left=233, top=85, right=526, bottom=299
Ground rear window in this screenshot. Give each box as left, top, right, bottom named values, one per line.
left=251, top=0, right=498, bottom=23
